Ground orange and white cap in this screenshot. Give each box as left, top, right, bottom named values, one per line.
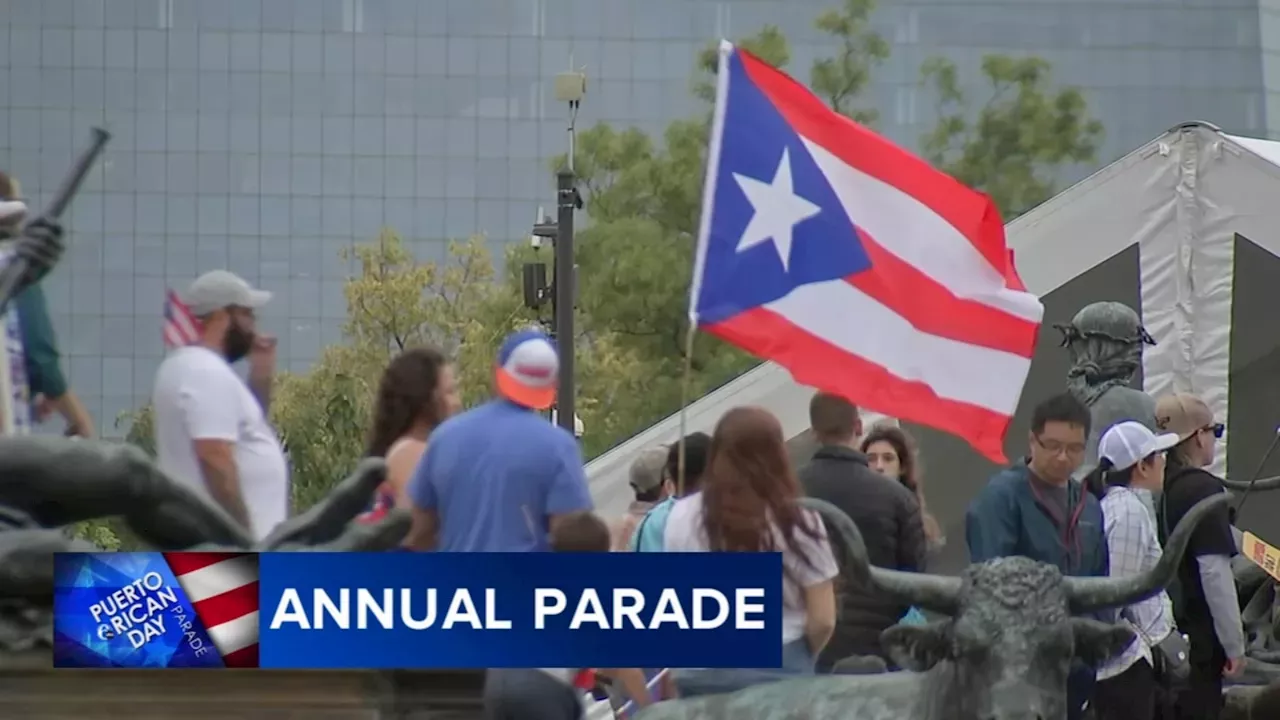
left=495, top=328, right=558, bottom=410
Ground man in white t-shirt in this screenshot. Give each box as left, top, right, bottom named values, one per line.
left=152, top=270, right=288, bottom=541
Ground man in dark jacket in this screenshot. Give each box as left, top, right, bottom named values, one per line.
left=798, top=392, right=926, bottom=671
left=966, top=391, right=1108, bottom=720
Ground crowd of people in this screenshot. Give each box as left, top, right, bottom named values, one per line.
left=601, top=388, right=1243, bottom=720
left=0, top=166, right=1250, bottom=718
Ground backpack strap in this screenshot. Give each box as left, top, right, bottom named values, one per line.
left=631, top=507, right=656, bottom=551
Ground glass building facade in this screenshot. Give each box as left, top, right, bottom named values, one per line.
left=0, top=0, right=1269, bottom=436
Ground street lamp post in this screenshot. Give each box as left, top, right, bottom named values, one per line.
left=520, top=64, right=586, bottom=437
left=552, top=168, right=577, bottom=436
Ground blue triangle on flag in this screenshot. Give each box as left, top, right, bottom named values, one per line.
left=695, top=48, right=872, bottom=325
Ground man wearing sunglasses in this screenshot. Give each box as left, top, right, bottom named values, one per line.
left=1155, top=393, right=1242, bottom=720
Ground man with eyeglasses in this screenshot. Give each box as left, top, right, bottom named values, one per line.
left=1155, top=393, right=1242, bottom=720
left=966, top=391, right=1109, bottom=720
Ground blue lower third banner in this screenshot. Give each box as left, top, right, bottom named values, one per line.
left=259, top=552, right=783, bottom=669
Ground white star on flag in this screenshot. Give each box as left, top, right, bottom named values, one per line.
left=731, top=147, right=822, bottom=271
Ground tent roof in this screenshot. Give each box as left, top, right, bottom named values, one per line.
left=585, top=121, right=1280, bottom=518
left=1004, top=121, right=1280, bottom=296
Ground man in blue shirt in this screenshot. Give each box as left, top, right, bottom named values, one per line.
left=404, top=328, right=592, bottom=552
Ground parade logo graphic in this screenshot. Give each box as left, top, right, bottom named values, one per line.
left=53, top=552, right=261, bottom=668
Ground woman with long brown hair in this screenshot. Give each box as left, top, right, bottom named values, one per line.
left=860, top=423, right=944, bottom=550
left=664, top=406, right=838, bottom=695
left=361, top=347, right=461, bottom=520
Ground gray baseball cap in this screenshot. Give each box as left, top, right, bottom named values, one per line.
left=185, top=270, right=272, bottom=316
left=629, top=446, right=670, bottom=492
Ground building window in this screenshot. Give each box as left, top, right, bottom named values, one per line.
left=343, top=0, right=365, bottom=33
left=895, top=87, right=917, bottom=125
left=157, top=0, right=174, bottom=29
left=895, top=9, right=918, bottom=45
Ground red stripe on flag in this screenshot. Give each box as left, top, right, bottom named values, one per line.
left=221, top=643, right=259, bottom=669
left=191, top=581, right=260, bottom=629
left=163, top=552, right=246, bottom=576
left=736, top=49, right=1016, bottom=289
left=705, top=310, right=1012, bottom=463
left=164, top=289, right=202, bottom=348
left=848, top=229, right=1038, bottom=357
left=1005, top=249, right=1028, bottom=292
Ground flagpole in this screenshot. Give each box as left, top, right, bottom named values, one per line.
left=675, top=40, right=731, bottom=495
left=675, top=323, right=697, bottom=497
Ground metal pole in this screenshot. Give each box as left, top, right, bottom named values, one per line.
left=554, top=168, right=576, bottom=435
left=546, top=241, right=558, bottom=426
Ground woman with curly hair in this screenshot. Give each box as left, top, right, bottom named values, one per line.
left=361, top=347, right=461, bottom=520
left=860, top=423, right=944, bottom=550
left=664, top=406, right=838, bottom=695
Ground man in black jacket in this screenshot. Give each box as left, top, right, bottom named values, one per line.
left=798, top=392, right=926, bottom=671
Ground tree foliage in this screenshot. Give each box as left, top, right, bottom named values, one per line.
left=270, top=231, right=535, bottom=510
left=920, top=54, right=1104, bottom=219
left=265, top=231, right=657, bottom=505
left=809, top=0, right=890, bottom=124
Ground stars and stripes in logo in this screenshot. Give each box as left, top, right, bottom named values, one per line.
left=162, top=552, right=260, bottom=668
left=163, top=289, right=201, bottom=349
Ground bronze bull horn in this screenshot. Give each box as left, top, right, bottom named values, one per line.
left=1062, top=493, right=1228, bottom=614
left=800, top=497, right=962, bottom=615
left=1220, top=474, right=1280, bottom=492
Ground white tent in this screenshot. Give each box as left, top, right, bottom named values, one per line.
left=587, top=122, right=1280, bottom=548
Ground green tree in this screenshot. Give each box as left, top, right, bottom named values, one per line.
left=693, top=25, right=791, bottom=102
left=270, top=230, right=654, bottom=501
left=553, top=27, right=795, bottom=443
left=271, top=230, right=536, bottom=510
left=919, top=54, right=1104, bottom=218
left=120, top=403, right=155, bottom=456
left=809, top=0, right=890, bottom=124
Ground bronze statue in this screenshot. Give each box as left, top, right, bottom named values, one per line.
left=639, top=495, right=1224, bottom=720
left=1054, top=304, right=1280, bottom=687
left=1055, top=301, right=1158, bottom=469
left=0, top=437, right=409, bottom=662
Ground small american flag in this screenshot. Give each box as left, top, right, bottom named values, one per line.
left=163, top=289, right=201, bottom=349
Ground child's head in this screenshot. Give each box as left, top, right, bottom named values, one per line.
left=550, top=512, right=611, bottom=552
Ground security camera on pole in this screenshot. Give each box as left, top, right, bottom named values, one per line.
left=521, top=63, right=585, bottom=437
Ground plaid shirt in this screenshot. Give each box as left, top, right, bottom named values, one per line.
left=1097, top=486, right=1175, bottom=680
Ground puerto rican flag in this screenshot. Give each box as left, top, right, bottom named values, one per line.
left=163, top=552, right=260, bottom=668
left=692, top=42, right=1043, bottom=462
